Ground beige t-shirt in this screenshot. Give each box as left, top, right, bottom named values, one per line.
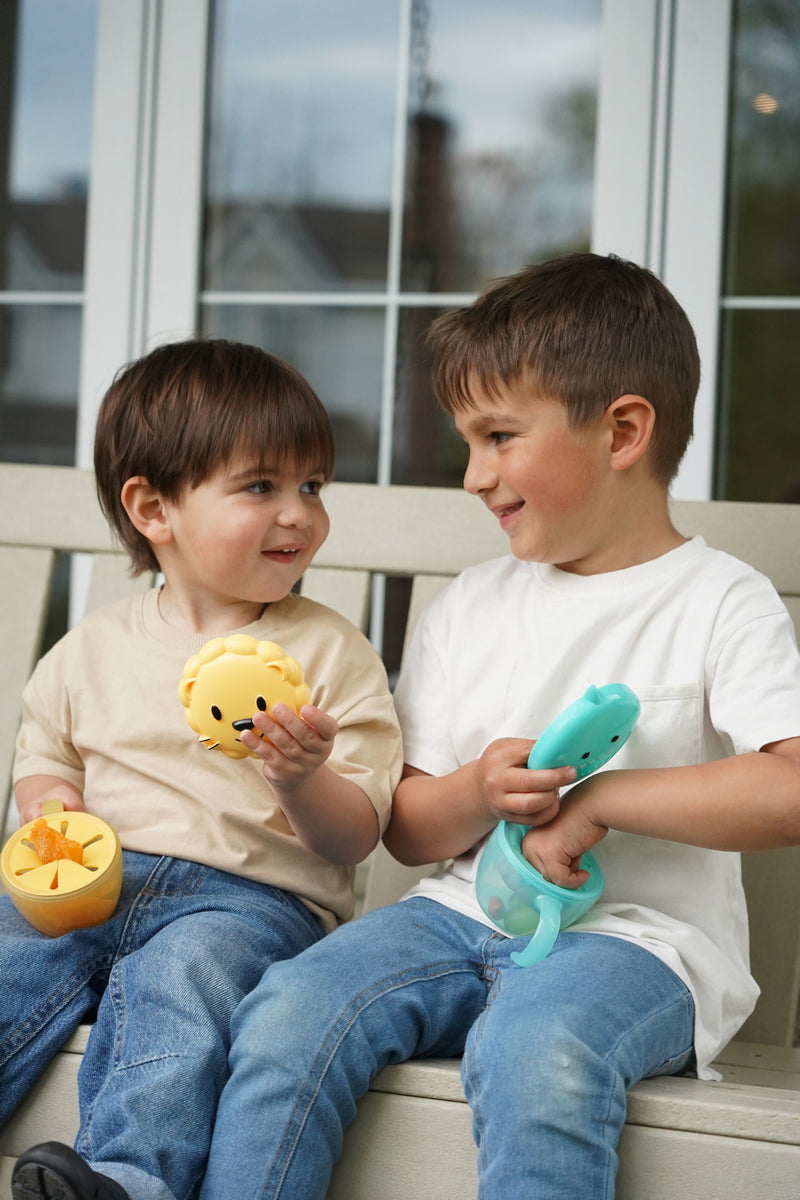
left=14, top=588, right=403, bottom=931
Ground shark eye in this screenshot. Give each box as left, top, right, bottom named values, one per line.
left=256, top=696, right=267, bottom=712
left=211, top=705, right=222, bottom=721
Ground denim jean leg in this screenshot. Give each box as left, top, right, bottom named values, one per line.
left=462, top=931, right=696, bottom=1200
left=74, top=857, right=323, bottom=1200
left=200, top=898, right=497, bottom=1200
left=0, top=855, right=173, bottom=1125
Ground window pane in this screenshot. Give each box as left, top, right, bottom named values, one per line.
left=401, top=0, right=601, bottom=292
left=716, top=0, right=800, bottom=504
left=0, top=0, right=95, bottom=473
left=1, top=0, right=96, bottom=293
left=724, top=0, right=800, bottom=296
left=0, top=303, right=81, bottom=463
left=203, top=0, right=399, bottom=293
left=391, top=304, right=466, bottom=487
left=716, top=309, right=800, bottom=503
left=200, top=303, right=384, bottom=482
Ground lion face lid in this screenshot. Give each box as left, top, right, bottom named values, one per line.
left=178, top=634, right=311, bottom=759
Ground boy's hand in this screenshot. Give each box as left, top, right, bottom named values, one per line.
left=241, top=703, right=338, bottom=792
left=16, top=779, right=87, bottom=827
left=520, top=784, right=608, bottom=888
left=240, top=703, right=380, bottom=866
left=478, top=737, right=576, bottom=827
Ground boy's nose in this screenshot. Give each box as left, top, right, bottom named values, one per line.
left=463, top=453, right=495, bottom=496
left=276, top=496, right=312, bottom=527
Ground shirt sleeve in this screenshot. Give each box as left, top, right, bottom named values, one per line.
left=707, top=571, right=800, bottom=755
left=13, top=647, right=86, bottom=791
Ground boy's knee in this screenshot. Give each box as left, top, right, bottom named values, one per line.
left=232, top=953, right=332, bottom=1046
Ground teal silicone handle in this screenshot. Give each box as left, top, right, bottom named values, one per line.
left=509, top=893, right=562, bottom=967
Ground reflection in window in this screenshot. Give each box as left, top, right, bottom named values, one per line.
left=392, top=304, right=467, bottom=487
left=717, top=310, right=800, bottom=503
left=201, top=0, right=601, bottom=489
left=201, top=303, right=385, bottom=483
left=1, top=0, right=95, bottom=293
left=0, top=0, right=96, bottom=465
left=401, top=0, right=599, bottom=293
left=0, top=304, right=81, bottom=464
left=723, top=0, right=800, bottom=296
left=203, top=0, right=398, bottom=293
left=717, top=0, right=800, bottom=501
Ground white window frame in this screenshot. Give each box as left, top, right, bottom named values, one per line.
left=77, top=0, right=209, bottom=470
left=594, top=0, right=732, bottom=500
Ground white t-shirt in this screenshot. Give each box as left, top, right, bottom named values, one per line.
left=393, top=536, right=800, bottom=1077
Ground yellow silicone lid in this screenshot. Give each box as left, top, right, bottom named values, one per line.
left=1, top=809, right=122, bottom=937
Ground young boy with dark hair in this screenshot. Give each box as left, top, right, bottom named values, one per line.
left=196, top=255, right=800, bottom=1200
left=3, top=338, right=402, bottom=1200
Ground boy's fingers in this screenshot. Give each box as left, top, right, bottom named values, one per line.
left=297, top=704, right=338, bottom=742
left=522, top=764, right=577, bottom=789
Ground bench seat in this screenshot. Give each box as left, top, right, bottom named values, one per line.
left=2, top=1030, right=800, bottom=1199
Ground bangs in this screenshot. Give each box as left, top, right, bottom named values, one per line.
left=171, top=349, right=336, bottom=491
left=228, top=399, right=336, bottom=480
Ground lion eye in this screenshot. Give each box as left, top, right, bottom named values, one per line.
left=256, top=696, right=267, bottom=711
left=211, top=705, right=222, bottom=721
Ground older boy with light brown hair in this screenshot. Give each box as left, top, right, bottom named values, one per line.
left=199, top=255, right=800, bottom=1200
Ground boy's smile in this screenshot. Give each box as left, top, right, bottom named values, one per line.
left=155, top=458, right=330, bottom=632
left=455, top=384, right=623, bottom=575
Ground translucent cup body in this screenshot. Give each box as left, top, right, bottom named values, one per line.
left=475, top=821, right=604, bottom=965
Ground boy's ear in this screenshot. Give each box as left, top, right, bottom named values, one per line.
left=120, top=476, right=173, bottom=547
left=605, top=395, right=656, bottom=471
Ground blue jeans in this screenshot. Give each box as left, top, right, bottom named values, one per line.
left=0, top=851, right=323, bottom=1200
left=200, top=897, right=695, bottom=1200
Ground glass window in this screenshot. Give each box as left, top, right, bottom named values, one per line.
left=400, top=0, right=599, bottom=294
left=203, top=0, right=399, bottom=293
left=202, top=301, right=385, bottom=482
left=716, top=0, right=800, bottom=502
left=0, top=0, right=97, bottom=465
left=201, top=0, right=602, bottom=487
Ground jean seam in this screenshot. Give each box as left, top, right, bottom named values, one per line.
left=0, top=958, right=111, bottom=1066
left=77, top=873, right=325, bottom=1171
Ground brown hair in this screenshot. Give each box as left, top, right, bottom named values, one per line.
left=94, top=338, right=336, bottom=574
left=428, top=253, right=700, bottom=483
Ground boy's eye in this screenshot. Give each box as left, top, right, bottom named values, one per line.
left=245, top=480, right=272, bottom=495
left=490, top=432, right=513, bottom=445
left=300, top=479, right=324, bottom=496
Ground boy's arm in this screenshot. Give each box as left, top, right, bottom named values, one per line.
left=271, top=763, right=380, bottom=867
left=384, top=741, right=577, bottom=866
left=240, top=702, right=381, bottom=866
left=15, top=775, right=86, bottom=826
left=523, top=737, right=800, bottom=887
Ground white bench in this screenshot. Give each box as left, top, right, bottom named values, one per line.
left=1, top=462, right=800, bottom=1199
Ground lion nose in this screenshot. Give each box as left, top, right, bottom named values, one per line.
left=232, top=718, right=255, bottom=732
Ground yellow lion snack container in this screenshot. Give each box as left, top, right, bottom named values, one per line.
left=1, top=806, right=122, bottom=937
left=179, top=634, right=310, bottom=759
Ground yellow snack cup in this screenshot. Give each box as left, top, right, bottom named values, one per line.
left=1, top=806, right=122, bottom=937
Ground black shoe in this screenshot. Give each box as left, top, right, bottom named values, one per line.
left=11, top=1141, right=131, bottom=1200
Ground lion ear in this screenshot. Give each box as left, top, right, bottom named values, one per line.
left=178, top=677, right=195, bottom=707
